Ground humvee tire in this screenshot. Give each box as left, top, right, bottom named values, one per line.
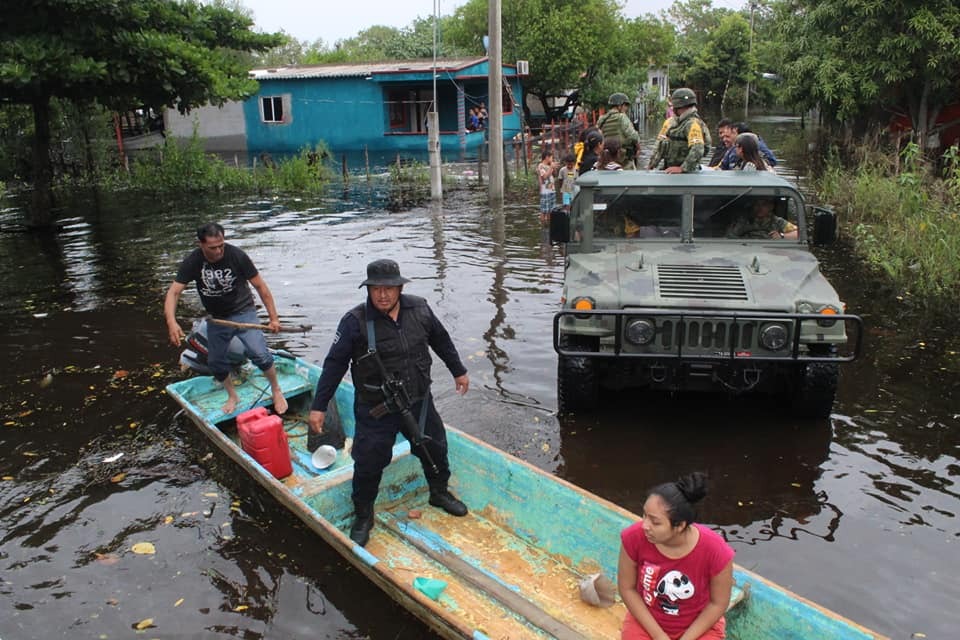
left=791, top=362, right=839, bottom=419
left=557, top=335, right=599, bottom=413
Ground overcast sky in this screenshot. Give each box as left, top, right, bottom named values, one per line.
left=239, top=0, right=748, bottom=48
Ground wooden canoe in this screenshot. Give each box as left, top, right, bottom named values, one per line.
left=165, top=354, right=887, bottom=640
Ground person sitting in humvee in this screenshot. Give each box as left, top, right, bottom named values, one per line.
left=726, top=198, right=798, bottom=239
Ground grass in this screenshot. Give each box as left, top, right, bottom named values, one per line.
left=814, top=142, right=960, bottom=303
left=121, top=136, right=334, bottom=194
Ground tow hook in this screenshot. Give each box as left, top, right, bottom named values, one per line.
left=650, top=364, right=667, bottom=383
left=743, top=368, right=761, bottom=387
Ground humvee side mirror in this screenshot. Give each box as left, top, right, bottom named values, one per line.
left=810, top=205, right=837, bottom=245
left=549, top=206, right=570, bottom=243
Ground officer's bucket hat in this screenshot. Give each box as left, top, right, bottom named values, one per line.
left=359, top=258, right=411, bottom=288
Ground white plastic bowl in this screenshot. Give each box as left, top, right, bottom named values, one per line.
left=311, top=445, right=338, bottom=470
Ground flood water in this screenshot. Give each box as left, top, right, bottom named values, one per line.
left=1, top=120, right=958, bottom=639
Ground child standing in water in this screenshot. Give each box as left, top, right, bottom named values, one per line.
left=556, top=152, right=578, bottom=211
left=537, top=150, right=557, bottom=224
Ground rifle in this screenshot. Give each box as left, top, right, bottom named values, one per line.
left=359, top=352, right=439, bottom=475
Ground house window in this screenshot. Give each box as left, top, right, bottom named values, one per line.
left=261, top=96, right=284, bottom=123
left=388, top=90, right=409, bottom=129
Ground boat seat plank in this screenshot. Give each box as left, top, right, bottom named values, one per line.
left=368, top=506, right=625, bottom=639
left=181, top=363, right=314, bottom=424
left=380, top=514, right=585, bottom=640
left=366, top=522, right=555, bottom=638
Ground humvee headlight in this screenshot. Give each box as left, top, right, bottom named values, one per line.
left=759, top=323, right=789, bottom=351
left=796, top=301, right=815, bottom=314
left=625, top=318, right=656, bottom=345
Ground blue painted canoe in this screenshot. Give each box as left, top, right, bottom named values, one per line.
left=165, top=354, right=887, bottom=640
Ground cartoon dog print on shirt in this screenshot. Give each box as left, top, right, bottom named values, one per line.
left=655, top=570, right=695, bottom=615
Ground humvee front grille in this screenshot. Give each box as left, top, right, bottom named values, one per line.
left=659, top=318, right=756, bottom=351
left=656, top=264, right=748, bottom=300
left=554, top=309, right=864, bottom=363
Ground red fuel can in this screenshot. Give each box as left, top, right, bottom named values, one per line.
left=237, top=408, right=292, bottom=479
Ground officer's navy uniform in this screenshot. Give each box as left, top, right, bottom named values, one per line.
left=312, top=294, right=466, bottom=504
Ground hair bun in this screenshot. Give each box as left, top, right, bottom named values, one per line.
left=675, top=471, right=708, bottom=504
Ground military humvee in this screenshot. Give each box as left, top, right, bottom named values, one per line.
left=550, top=170, right=862, bottom=418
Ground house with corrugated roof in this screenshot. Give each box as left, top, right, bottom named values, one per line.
left=162, top=57, right=525, bottom=155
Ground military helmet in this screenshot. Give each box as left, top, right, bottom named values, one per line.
left=608, top=92, right=630, bottom=107
left=670, top=87, right=697, bottom=108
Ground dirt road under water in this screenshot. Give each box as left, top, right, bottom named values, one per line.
left=1, top=129, right=958, bottom=639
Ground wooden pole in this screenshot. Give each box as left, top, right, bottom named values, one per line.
left=206, top=317, right=314, bottom=333
left=477, top=140, right=484, bottom=185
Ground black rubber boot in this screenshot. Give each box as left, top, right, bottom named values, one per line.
left=349, top=502, right=375, bottom=546
left=428, top=486, right=468, bottom=517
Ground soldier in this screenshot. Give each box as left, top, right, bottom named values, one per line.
left=597, top=93, right=641, bottom=170
left=726, top=199, right=798, bottom=239
left=647, top=88, right=712, bottom=174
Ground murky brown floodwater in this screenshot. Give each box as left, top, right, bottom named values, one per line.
left=2, top=119, right=958, bottom=639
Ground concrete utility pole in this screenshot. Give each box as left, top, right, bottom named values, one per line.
left=487, top=0, right=504, bottom=206
left=745, top=0, right=757, bottom=120
left=428, top=0, right=442, bottom=200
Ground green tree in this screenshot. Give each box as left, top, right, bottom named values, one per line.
left=0, top=0, right=281, bottom=227
left=255, top=33, right=320, bottom=67
left=666, top=0, right=739, bottom=106
left=687, top=14, right=754, bottom=112
left=444, top=0, right=671, bottom=117
left=580, top=17, right=676, bottom=109
left=776, top=0, right=960, bottom=148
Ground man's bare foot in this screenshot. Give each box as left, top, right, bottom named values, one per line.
left=272, top=390, right=288, bottom=415
left=221, top=396, right=238, bottom=414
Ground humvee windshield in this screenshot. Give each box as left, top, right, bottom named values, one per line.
left=586, top=190, right=802, bottom=241
left=693, top=194, right=800, bottom=239
left=592, top=192, right=683, bottom=239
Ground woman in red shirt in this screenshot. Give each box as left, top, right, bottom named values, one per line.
left=618, top=472, right=735, bottom=640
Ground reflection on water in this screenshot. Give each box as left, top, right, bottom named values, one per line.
left=1, top=120, right=958, bottom=639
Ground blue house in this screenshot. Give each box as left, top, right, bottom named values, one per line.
left=238, top=57, right=524, bottom=154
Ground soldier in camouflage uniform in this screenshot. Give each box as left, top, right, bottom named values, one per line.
left=597, top=93, right=640, bottom=170
left=726, top=199, right=798, bottom=239
left=647, top=88, right=712, bottom=174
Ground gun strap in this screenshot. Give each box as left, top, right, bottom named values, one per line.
left=365, top=317, right=430, bottom=429
left=366, top=318, right=377, bottom=352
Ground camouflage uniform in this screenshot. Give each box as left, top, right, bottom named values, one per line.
left=726, top=214, right=797, bottom=239
left=647, top=107, right=711, bottom=173
left=597, top=110, right=640, bottom=170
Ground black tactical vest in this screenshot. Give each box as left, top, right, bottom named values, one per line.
left=348, top=295, right=434, bottom=405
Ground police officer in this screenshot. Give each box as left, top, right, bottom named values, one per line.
left=597, top=92, right=641, bottom=169
left=308, top=259, right=470, bottom=547
left=647, top=88, right=712, bottom=174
